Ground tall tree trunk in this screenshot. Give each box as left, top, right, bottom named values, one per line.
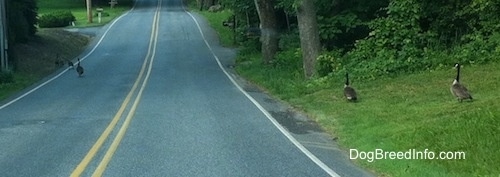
left=296, top=0, right=320, bottom=79
left=198, top=0, right=204, bottom=11
left=86, top=0, right=92, bottom=23
left=254, top=0, right=279, bottom=64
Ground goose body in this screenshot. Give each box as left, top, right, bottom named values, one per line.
left=343, top=73, right=357, bottom=101
left=76, top=58, right=84, bottom=77
left=67, top=60, right=74, bottom=69
left=55, top=54, right=64, bottom=66
left=450, top=63, right=472, bottom=102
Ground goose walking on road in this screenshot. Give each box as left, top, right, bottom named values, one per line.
left=67, top=60, right=74, bottom=69
left=76, top=58, right=84, bottom=77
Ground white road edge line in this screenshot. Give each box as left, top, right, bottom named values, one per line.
left=0, top=2, right=139, bottom=110
left=182, top=5, right=341, bottom=177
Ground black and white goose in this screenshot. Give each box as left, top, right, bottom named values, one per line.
left=343, top=72, right=357, bottom=101
left=450, top=63, right=472, bottom=102
left=76, top=58, right=84, bottom=77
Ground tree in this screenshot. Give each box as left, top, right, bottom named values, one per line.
left=296, top=0, right=320, bottom=79
left=7, top=0, right=38, bottom=44
left=254, top=0, right=279, bottom=64
left=198, top=0, right=218, bottom=11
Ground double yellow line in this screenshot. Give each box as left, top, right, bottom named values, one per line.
left=71, top=1, right=162, bottom=176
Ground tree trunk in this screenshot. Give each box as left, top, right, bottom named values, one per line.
left=296, top=0, right=320, bottom=79
left=254, top=0, right=279, bottom=64
left=204, top=0, right=214, bottom=9
left=86, top=0, right=92, bottom=23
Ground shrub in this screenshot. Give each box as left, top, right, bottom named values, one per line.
left=272, top=48, right=302, bottom=70
left=0, top=72, right=14, bottom=84
left=278, top=29, right=301, bottom=50
left=237, top=37, right=260, bottom=56
left=38, top=11, right=76, bottom=28
left=7, top=0, right=37, bottom=44
left=316, top=50, right=344, bottom=77
left=451, top=32, right=500, bottom=65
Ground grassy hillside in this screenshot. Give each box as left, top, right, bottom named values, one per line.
left=237, top=47, right=500, bottom=177
left=195, top=8, right=500, bottom=177
left=0, top=29, right=89, bottom=101
left=292, top=64, right=499, bottom=176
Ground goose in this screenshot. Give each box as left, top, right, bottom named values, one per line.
left=450, top=63, right=472, bottom=102
left=67, top=60, right=74, bottom=69
left=55, top=54, right=64, bottom=66
left=76, top=58, right=84, bottom=77
left=344, top=72, right=357, bottom=101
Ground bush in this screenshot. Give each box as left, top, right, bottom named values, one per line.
left=316, top=50, right=344, bottom=77
left=272, top=48, right=302, bottom=70
left=278, top=29, right=301, bottom=50
left=451, top=32, right=500, bottom=65
left=0, top=72, right=14, bottom=84
left=7, top=0, right=38, bottom=44
left=38, top=11, right=76, bottom=28
left=237, top=37, right=260, bottom=56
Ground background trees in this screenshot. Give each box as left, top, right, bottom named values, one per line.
left=215, top=0, right=500, bottom=79
left=254, top=0, right=279, bottom=65
left=295, top=0, right=320, bottom=79
left=7, top=0, right=38, bottom=44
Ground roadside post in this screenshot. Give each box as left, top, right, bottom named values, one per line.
left=96, top=8, right=104, bottom=23
left=109, top=0, right=118, bottom=8
left=0, top=0, right=8, bottom=72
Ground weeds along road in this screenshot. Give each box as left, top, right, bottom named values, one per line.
left=0, top=0, right=370, bottom=176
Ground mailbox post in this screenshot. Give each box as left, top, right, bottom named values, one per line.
left=96, top=8, right=104, bottom=23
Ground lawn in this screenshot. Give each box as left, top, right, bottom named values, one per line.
left=37, top=0, right=134, bottom=27
left=236, top=54, right=500, bottom=176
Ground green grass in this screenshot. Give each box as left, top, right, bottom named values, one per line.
left=37, top=0, right=134, bottom=27
left=1, top=29, right=90, bottom=101
left=0, top=74, right=37, bottom=101
left=236, top=54, right=500, bottom=176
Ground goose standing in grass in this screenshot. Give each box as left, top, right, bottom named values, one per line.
left=76, top=58, right=84, bottom=77
left=451, top=63, right=472, bottom=102
left=344, top=72, right=358, bottom=101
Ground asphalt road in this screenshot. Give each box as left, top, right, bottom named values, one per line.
left=0, top=0, right=373, bottom=176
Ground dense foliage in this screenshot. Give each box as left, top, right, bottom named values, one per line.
left=324, top=0, right=500, bottom=79
left=215, top=0, right=500, bottom=79
left=6, top=0, right=38, bottom=44
left=0, top=71, right=13, bottom=84
left=335, top=0, right=500, bottom=79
